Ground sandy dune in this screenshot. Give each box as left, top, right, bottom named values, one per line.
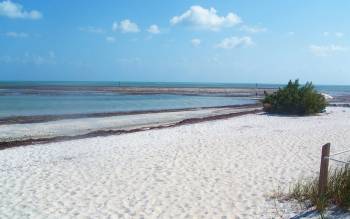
left=1, top=107, right=350, bottom=218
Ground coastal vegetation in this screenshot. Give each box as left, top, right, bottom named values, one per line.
left=288, top=164, right=350, bottom=213
left=262, top=80, right=327, bottom=115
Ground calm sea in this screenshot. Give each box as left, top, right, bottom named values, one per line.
left=0, top=81, right=349, bottom=118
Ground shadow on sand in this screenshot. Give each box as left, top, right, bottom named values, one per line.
left=291, top=207, right=350, bottom=219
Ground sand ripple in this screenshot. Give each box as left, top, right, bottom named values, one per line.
left=1, top=107, right=350, bottom=218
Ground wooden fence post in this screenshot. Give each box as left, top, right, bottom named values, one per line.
left=318, top=143, right=330, bottom=198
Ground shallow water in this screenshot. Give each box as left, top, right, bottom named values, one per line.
left=0, top=90, right=255, bottom=118
left=1, top=81, right=349, bottom=118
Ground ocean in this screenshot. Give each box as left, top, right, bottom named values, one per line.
left=0, top=81, right=349, bottom=118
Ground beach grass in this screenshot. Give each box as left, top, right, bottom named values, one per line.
left=288, top=163, right=350, bottom=213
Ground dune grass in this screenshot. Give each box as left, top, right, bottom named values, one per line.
left=288, top=164, right=350, bottom=213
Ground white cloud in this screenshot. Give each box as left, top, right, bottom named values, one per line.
left=323, top=31, right=345, bottom=38
left=191, top=38, right=201, bottom=47
left=112, top=22, right=118, bottom=32
left=240, top=25, right=267, bottom=33
left=288, top=31, right=295, bottom=36
left=0, top=52, right=56, bottom=65
left=4, top=31, right=28, bottom=38
left=79, top=26, right=105, bottom=34
left=335, top=32, right=344, bottom=38
left=147, top=24, right=160, bottom=34
left=25, top=52, right=56, bottom=65
left=216, top=36, right=253, bottom=49
left=113, top=19, right=140, bottom=33
left=120, top=19, right=139, bottom=33
left=309, top=44, right=347, bottom=56
left=106, top=36, right=115, bottom=43
left=117, top=57, right=141, bottom=64
left=170, top=5, right=241, bottom=31
left=0, top=0, right=42, bottom=19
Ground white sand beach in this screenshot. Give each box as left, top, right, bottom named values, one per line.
left=1, top=107, right=350, bottom=218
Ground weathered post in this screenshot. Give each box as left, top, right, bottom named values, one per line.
left=318, top=143, right=330, bottom=198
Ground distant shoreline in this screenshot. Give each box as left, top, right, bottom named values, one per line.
left=0, top=85, right=276, bottom=97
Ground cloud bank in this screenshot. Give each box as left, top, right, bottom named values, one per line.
left=0, top=0, right=42, bottom=19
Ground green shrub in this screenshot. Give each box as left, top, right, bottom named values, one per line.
left=263, top=80, right=327, bottom=115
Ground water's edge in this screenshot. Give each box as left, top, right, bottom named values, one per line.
left=0, top=105, right=262, bottom=150
left=0, top=103, right=260, bottom=125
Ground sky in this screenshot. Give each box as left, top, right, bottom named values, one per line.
left=0, top=0, right=349, bottom=85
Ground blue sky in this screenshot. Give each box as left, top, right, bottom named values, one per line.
left=0, top=0, right=349, bottom=85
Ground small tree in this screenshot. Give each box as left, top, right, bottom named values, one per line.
left=263, top=80, right=327, bottom=115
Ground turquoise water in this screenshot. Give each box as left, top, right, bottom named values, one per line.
left=0, top=90, right=254, bottom=118
left=0, top=81, right=349, bottom=118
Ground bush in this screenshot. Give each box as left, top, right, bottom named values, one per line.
left=289, top=164, right=350, bottom=212
left=263, top=80, right=327, bottom=115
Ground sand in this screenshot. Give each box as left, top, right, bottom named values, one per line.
left=1, top=107, right=350, bottom=218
